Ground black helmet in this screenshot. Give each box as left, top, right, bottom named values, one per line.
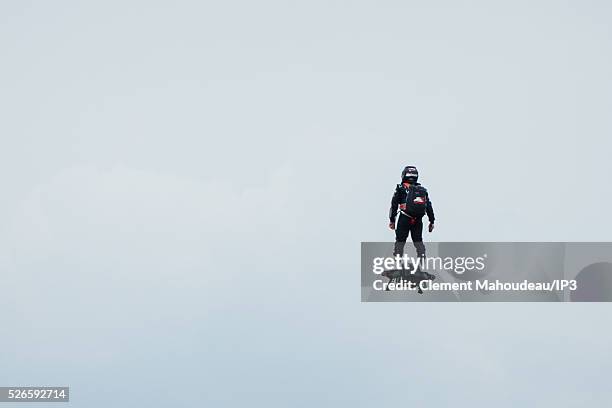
left=401, top=166, right=419, bottom=183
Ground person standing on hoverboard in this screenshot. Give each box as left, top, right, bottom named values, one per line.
left=389, top=166, right=435, bottom=264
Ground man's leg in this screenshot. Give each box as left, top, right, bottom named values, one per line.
left=410, top=219, right=426, bottom=259
left=409, top=219, right=434, bottom=280
left=394, top=215, right=410, bottom=256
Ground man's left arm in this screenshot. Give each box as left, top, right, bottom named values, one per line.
left=426, top=193, right=435, bottom=232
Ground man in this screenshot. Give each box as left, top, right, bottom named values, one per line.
left=389, top=166, right=435, bottom=260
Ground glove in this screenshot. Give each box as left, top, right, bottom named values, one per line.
left=428, top=223, right=434, bottom=233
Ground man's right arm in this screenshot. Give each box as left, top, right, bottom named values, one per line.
left=389, top=186, right=399, bottom=227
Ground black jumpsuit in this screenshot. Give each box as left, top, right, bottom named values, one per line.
left=389, top=183, right=435, bottom=258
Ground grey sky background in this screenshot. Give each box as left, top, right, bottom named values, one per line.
left=1, top=0, right=611, bottom=406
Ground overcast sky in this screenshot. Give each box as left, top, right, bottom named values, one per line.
left=1, top=1, right=611, bottom=406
